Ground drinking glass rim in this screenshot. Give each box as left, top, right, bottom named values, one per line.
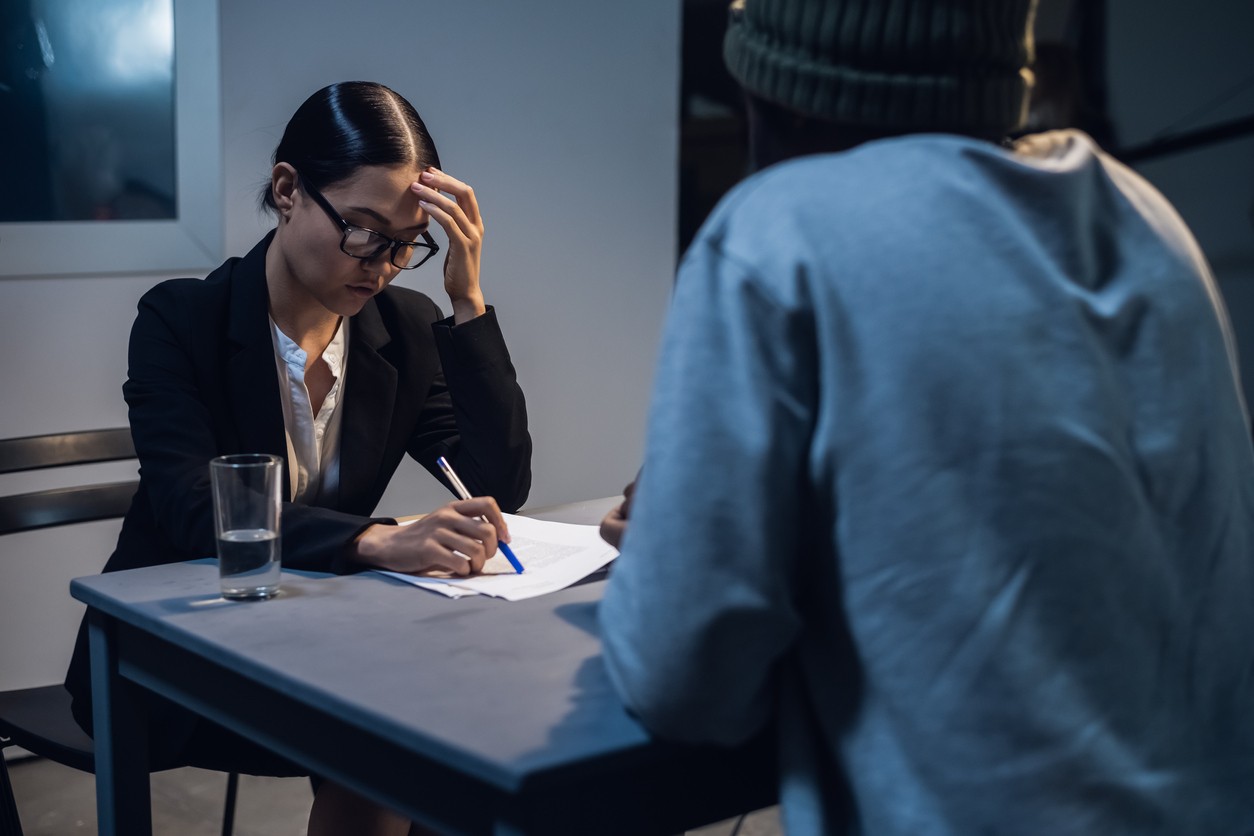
left=211, top=453, right=283, bottom=468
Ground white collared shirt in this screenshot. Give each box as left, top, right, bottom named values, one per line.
left=269, top=317, right=348, bottom=504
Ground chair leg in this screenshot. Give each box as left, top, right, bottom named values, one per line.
left=0, top=755, right=25, bottom=836
left=220, top=771, right=239, bottom=836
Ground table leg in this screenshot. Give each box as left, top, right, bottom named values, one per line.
left=88, top=609, right=152, bottom=836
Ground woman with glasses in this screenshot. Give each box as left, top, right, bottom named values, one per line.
left=66, top=81, right=531, bottom=835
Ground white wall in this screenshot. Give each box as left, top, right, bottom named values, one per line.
left=0, top=0, right=679, bottom=690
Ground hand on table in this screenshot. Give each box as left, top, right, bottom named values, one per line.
left=599, top=480, right=636, bottom=550
left=410, top=168, right=486, bottom=324
left=353, top=497, right=511, bottom=576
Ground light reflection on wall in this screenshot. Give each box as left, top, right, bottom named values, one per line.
left=97, top=0, right=174, bottom=86
left=0, top=0, right=176, bottom=222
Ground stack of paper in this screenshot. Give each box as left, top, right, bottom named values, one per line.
left=373, top=514, right=618, bottom=601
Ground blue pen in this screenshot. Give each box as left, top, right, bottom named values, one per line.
left=435, top=456, right=524, bottom=573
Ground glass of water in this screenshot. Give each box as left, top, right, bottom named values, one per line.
left=210, top=454, right=282, bottom=600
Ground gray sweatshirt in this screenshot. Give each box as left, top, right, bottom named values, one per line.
left=600, top=131, right=1254, bottom=835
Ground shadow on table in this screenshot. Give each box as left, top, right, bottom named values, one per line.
left=524, top=601, right=778, bottom=835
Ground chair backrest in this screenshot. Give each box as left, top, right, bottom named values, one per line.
left=0, top=429, right=138, bottom=536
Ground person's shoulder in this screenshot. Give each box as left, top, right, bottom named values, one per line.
left=696, top=134, right=1023, bottom=258
left=707, top=135, right=974, bottom=225
left=679, top=135, right=1004, bottom=303
left=131, top=259, right=247, bottom=351
left=749, top=133, right=994, bottom=196
left=139, top=276, right=215, bottom=305
left=137, top=256, right=240, bottom=310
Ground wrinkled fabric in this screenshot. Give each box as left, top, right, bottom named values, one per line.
left=600, top=131, right=1254, bottom=835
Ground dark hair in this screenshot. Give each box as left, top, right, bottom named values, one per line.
left=259, top=81, right=442, bottom=212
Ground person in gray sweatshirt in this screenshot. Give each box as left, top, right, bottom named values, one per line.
left=598, top=1, right=1254, bottom=833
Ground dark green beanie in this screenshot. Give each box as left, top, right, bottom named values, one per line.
left=724, top=0, right=1037, bottom=136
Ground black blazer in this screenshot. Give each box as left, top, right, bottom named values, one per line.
left=66, top=232, right=531, bottom=758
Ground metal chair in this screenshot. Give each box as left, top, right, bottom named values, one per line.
left=0, top=429, right=239, bottom=836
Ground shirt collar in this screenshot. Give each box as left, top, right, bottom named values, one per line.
left=271, top=317, right=348, bottom=379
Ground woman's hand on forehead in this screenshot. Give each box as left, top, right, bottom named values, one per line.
left=411, top=167, right=487, bottom=323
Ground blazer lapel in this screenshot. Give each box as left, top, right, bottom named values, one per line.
left=225, top=233, right=288, bottom=493
left=338, top=299, right=397, bottom=511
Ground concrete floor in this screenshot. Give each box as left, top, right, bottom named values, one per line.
left=6, top=754, right=782, bottom=835
left=7, top=756, right=311, bottom=835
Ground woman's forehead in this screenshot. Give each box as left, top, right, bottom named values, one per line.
left=324, top=165, right=429, bottom=231
left=326, top=164, right=423, bottom=199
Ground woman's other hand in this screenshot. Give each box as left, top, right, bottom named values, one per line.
left=352, top=497, right=510, bottom=575
left=411, top=168, right=486, bottom=324
left=599, top=480, right=636, bottom=550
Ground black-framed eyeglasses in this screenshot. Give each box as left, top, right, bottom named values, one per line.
left=299, top=174, right=440, bottom=270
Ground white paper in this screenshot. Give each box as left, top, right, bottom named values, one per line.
left=374, top=514, right=618, bottom=601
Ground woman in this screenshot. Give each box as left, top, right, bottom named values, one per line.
left=65, top=81, right=531, bottom=834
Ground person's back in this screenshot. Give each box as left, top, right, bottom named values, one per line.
left=597, top=1, right=1254, bottom=833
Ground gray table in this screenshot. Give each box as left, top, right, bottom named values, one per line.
left=71, top=499, right=776, bottom=835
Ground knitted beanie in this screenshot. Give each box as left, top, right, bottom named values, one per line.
left=724, top=0, right=1037, bottom=136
